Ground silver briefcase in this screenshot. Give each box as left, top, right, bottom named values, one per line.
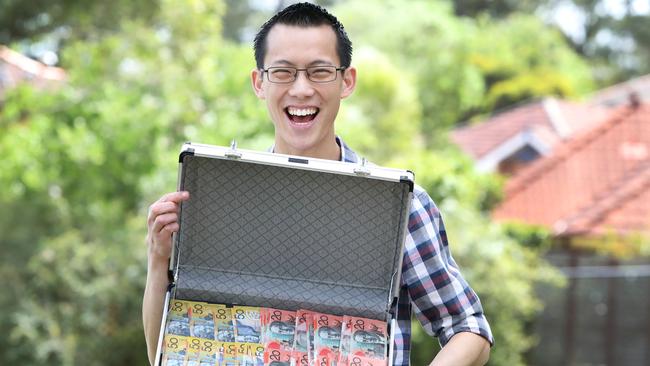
left=154, top=142, right=414, bottom=366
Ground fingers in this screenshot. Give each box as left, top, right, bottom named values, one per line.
left=147, top=191, right=190, bottom=226
left=146, top=191, right=190, bottom=248
left=160, top=222, right=180, bottom=235
left=147, top=201, right=178, bottom=226
left=151, top=212, right=179, bottom=235
left=159, top=191, right=190, bottom=204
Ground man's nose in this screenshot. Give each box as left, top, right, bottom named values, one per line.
left=288, top=71, right=315, bottom=98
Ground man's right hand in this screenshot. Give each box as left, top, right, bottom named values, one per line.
left=143, top=190, right=190, bottom=364
left=146, top=191, right=191, bottom=264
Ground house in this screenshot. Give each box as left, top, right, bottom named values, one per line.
left=492, top=101, right=650, bottom=239
left=0, top=45, right=65, bottom=99
left=451, top=98, right=611, bottom=175
left=590, top=73, right=650, bottom=108
left=451, top=74, right=650, bottom=176
left=480, top=97, right=650, bottom=365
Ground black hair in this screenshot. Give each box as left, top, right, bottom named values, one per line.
left=253, top=2, right=353, bottom=69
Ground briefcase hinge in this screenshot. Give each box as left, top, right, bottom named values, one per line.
left=353, top=157, right=371, bottom=176
left=225, top=139, right=242, bottom=159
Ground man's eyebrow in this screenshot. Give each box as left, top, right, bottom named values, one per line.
left=269, top=59, right=295, bottom=66
left=268, top=59, right=335, bottom=67
left=307, top=60, right=335, bottom=66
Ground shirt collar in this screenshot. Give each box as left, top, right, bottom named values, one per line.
left=337, top=136, right=358, bottom=163
left=268, top=136, right=359, bottom=163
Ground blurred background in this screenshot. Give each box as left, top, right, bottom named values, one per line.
left=1, top=0, right=649, bottom=365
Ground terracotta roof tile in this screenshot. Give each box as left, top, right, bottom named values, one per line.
left=493, top=104, right=650, bottom=236
left=563, top=162, right=650, bottom=235
left=451, top=101, right=551, bottom=159
left=589, top=74, right=650, bottom=107
left=451, top=98, right=610, bottom=161
left=557, top=99, right=611, bottom=136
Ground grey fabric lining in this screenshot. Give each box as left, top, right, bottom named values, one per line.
left=174, top=155, right=410, bottom=320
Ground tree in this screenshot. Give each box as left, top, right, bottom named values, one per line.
left=0, top=0, right=159, bottom=60
left=0, top=0, right=269, bottom=363
left=450, top=0, right=650, bottom=83
left=335, top=0, right=593, bottom=141
left=451, top=0, right=544, bottom=18
left=551, top=0, right=650, bottom=82
left=337, top=47, right=424, bottom=162
left=466, top=14, right=593, bottom=116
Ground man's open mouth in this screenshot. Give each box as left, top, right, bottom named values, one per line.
left=286, top=106, right=319, bottom=123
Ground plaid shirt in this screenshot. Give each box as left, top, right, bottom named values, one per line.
left=337, top=137, right=494, bottom=365
left=271, top=137, right=493, bottom=364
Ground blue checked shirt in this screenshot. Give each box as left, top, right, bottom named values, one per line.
left=271, top=137, right=494, bottom=364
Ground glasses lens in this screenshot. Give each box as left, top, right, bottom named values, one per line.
left=307, top=66, right=337, bottom=82
left=267, top=67, right=296, bottom=83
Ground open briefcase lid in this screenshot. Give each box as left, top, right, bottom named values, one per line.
left=171, top=142, right=414, bottom=321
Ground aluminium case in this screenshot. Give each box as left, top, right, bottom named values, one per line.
left=154, top=142, right=414, bottom=366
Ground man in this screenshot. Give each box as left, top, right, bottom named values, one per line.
left=143, top=3, right=493, bottom=365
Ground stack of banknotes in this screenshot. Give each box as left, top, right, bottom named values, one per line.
left=162, top=300, right=388, bottom=366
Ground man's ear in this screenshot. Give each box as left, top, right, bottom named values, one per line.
left=340, top=66, right=357, bottom=99
left=251, top=68, right=265, bottom=99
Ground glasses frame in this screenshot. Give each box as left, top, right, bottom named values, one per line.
left=262, top=66, right=347, bottom=84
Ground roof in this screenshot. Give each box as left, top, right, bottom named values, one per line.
left=0, top=45, right=65, bottom=97
left=450, top=98, right=610, bottom=172
left=589, top=73, right=650, bottom=108
left=493, top=103, right=650, bottom=236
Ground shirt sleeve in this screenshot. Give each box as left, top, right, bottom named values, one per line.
left=401, top=186, right=494, bottom=346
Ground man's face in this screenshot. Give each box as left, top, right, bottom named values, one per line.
left=252, top=24, right=356, bottom=156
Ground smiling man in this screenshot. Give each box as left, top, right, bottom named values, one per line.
left=143, top=3, right=493, bottom=366
left=250, top=18, right=355, bottom=161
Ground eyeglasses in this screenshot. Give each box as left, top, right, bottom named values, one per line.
left=262, top=66, right=346, bottom=84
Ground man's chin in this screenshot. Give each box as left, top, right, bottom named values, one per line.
left=276, top=134, right=322, bottom=155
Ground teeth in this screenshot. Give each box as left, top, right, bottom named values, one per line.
left=287, top=107, right=318, bottom=116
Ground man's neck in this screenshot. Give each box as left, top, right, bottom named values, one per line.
left=274, top=137, right=341, bottom=161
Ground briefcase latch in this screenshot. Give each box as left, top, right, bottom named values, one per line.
left=353, top=157, right=371, bottom=176
left=225, top=139, right=242, bottom=159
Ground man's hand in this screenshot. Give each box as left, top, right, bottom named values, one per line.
left=146, top=191, right=190, bottom=264
left=143, top=190, right=190, bottom=365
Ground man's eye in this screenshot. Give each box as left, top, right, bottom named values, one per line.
left=310, top=68, right=333, bottom=75
left=271, top=69, right=293, bottom=76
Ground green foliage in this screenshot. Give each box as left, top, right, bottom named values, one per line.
left=468, top=14, right=593, bottom=114
left=336, top=0, right=484, bottom=142
left=0, top=0, right=269, bottom=363
left=452, top=0, right=543, bottom=18
left=0, top=78, right=160, bottom=364
left=570, top=231, right=650, bottom=259
left=337, top=47, right=423, bottom=162
left=12, top=222, right=148, bottom=365
left=335, top=0, right=593, bottom=144
left=0, top=78, right=163, bottom=362
left=503, top=222, right=552, bottom=251
left=386, top=148, right=504, bottom=213
left=451, top=0, right=650, bottom=83
left=550, top=0, right=650, bottom=83
left=410, top=318, right=441, bottom=366
left=0, top=0, right=158, bottom=45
